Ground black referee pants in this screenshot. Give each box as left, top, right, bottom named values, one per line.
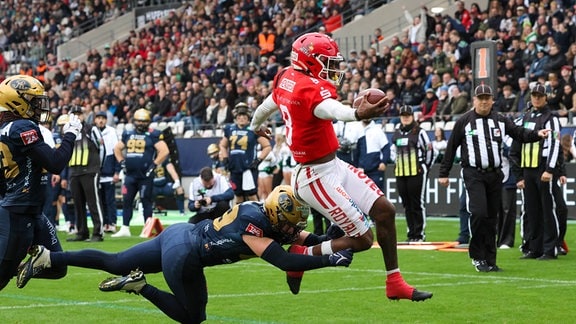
left=397, top=172, right=427, bottom=241
left=497, top=186, right=517, bottom=247
left=462, top=167, right=503, bottom=266
left=70, top=173, right=104, bottom=239
left=522, top=167, right=559, bottom=257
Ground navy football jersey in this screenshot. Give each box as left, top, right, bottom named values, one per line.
left=0, top=119, right=49, bottom=208
left=223, top=124, right=258, bottom=173
left=197, top=202, right=278, bottom=266
left=121, top=128, right=164, bottom=179
left=153, top=158, right=174, bottom=187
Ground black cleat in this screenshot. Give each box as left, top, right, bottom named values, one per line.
left=286, top=276, right=303, bottom=295
left=410, top=289, right=433, bottom=301
left=520, top=252, right=542, bottom=259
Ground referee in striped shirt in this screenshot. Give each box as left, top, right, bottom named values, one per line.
left=439, top=84, right=550, bottom=272
left=510, top=83, right=562, bottom=260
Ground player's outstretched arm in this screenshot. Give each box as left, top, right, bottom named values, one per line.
left=243, top=235, right=353, bottom=271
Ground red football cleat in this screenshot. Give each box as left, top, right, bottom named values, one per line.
left=286, top=245, right=307, bottom=295
left=385, top=272, right=433, bottom=302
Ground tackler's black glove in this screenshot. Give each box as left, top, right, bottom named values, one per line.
left=328, top=249, right=353, bottom=267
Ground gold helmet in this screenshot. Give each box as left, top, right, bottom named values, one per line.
left=133, top=108, right=151, bottom=132
left=264, top=185, right=309, bottom=244
left=206, top=143, right=220, bottom=156
left=0, top=75, right=50, bottom=123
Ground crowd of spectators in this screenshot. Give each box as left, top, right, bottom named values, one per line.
left=4, top=0, right=576, bottom=135
left=0, top=0, right=144, bottom=72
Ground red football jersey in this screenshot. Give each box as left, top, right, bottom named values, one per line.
left=272, top=67, right=339, bottom=163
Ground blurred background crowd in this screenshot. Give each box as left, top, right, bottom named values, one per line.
left=1, top=0, right=576, bottom=135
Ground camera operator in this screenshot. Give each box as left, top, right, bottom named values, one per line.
left=188, top=166, right=234, bottom=224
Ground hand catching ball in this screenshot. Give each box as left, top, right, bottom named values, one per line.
left=352, top=88, right=387, bottom=108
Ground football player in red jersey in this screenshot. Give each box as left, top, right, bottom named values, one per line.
left=250, top=33, right=433, bottom=301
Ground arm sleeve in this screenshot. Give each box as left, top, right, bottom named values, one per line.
left=509, top=139, right=523, bottom=181
left=544, top=117, right=561, bottom=173
left=419, top=129, right=434, bottom=167
left=314, top=98, right=357, bottom=121
left=260, top=241, right=331, bottom=271
left=26, top=133, right=76, bottom=174
left=303, top=233, right=329, bottom=246
left=381, top=142, right=391, bottom=164
left=439, top=119, right=464, bottom=177
left=211, top=188, right=234, bottom=202
left=250, top=95, right=279, bottom=130
left=91, top=126, right=105, bottom=167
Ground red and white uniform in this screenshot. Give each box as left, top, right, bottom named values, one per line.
left=271, top=68, right=339, bottom=163
left=251, top=67, right=383, bottom=237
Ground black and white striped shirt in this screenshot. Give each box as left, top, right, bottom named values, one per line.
left=439, top=109, right=542, bottom=177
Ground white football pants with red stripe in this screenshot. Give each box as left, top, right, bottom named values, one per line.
left=292, top=157, right=381, bottom=238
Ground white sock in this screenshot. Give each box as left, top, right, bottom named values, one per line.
left=386, top=268, right=400, bottom=276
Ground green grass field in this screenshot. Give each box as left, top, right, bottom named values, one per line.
left=1, top=216, right=575, bottom=324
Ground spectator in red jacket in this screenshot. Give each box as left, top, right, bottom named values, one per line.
left=419, top=88, right=439, bottom=123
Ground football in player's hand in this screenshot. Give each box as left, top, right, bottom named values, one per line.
left=352, top=88, right=387, bottom=108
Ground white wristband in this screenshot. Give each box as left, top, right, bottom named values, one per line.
left=321, top=241, right=333, bottom=255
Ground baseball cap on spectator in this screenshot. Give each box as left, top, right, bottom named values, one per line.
left=89, top=74, right=97, bottom=80
left=428, top=34, right=437, bottom=41
left=474, top=84, right=493, bottom=97
left=95, top=111, right=107, bottom=118
left=399, top=105, right=414, bottom=116
left=426, top=88, right=435, bottom=94
left=104, top=44, right=110, bottom=49
left=532, top=83, right=547, bottom=96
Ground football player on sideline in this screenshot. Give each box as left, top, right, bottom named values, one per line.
left=250, top=32, right=433, bottom=301
left=0, top=75, right=82, bottom=290
left=17, top=186, right=353, bottom=323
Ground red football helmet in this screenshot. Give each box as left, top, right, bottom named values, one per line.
left=290, top=32, right=345, bottom=85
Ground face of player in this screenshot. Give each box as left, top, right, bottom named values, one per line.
left=474, top=95, right=493, bottom=116
left=235, top=114, right=249, bottom=127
